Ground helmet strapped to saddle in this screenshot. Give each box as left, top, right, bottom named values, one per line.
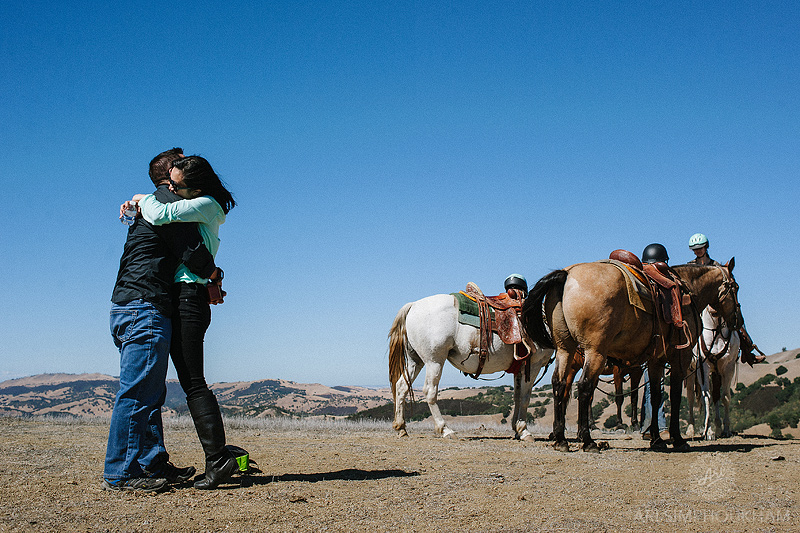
left=642, top=243, right=669, bottom=264
left=504, top=273, right=528, bottom=297
left=689, top=233, right=709, bottom=249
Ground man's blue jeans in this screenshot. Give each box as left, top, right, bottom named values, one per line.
left=104, top=300, right=171, bottom=480
left=640, top=372, right=667, bottom=433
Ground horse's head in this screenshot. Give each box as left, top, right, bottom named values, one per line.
left=709, top=258, right=742, bottom=330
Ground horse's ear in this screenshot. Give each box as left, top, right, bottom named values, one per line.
left=726, top=257, right=735, bottom=272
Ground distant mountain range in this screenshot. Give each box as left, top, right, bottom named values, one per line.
left=2, top=348, right=798, bottom=423
left=0, top=373, right=393, bottom=418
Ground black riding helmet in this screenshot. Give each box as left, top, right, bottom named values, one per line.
left=642, top=243, right=669, bottom=264
left=504, top=274, right=528, bottom=296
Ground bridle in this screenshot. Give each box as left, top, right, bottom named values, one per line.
left=714, top=265, right=741, bottom=330
left=698, top=308, right=734, bottom=365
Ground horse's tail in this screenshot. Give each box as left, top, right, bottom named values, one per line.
left=521, top=269, right=568, bottom=350
left=388, top=302, right=413, bottom=402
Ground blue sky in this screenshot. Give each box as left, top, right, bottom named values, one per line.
left=2, top=1, right=798, bottom=389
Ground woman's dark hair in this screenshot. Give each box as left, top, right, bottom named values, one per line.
left=171, top=156, right=236, bottom=214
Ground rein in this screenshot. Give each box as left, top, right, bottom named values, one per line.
left=714, top=264, right=742, bottom=329
left=465, top=345, right=555, bottom=387
left=594, top=371, right=648, bottom=399
left=594, top=356, right=704, bottom=400
left=699, top=320, right=733, bottom=366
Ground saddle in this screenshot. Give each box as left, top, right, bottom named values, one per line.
left=461, top=282, right=530, bottom=379
left=609, top=250, right=693, bottom=350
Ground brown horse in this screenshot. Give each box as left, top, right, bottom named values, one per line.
left=521, top=260, right=741, bottom=452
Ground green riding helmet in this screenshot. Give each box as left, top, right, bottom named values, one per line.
left=504, top=274, right=528, bottom=296
left=642, top=243, right=669, bottom=264
left=689, top=233, right=709, bottom=250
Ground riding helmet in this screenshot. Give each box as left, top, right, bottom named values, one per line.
left=504, top=274, right=528, bottom=295
left=689, top=233, right=709, bottom=250
left=641, top=243, right=669, bottom=264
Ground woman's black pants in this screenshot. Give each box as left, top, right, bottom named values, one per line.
left=171, top=283, right=226, bottom=460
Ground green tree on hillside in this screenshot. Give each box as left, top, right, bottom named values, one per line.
left=731, top=374, right=800, bottom=437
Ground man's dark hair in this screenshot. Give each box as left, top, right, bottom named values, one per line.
left=148, top=147, right=184, bottom=185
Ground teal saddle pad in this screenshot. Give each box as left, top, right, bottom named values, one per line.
left=451, top=292, right=494, bottom=328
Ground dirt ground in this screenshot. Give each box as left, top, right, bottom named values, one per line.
left=0, top=416, right=797, bottom=533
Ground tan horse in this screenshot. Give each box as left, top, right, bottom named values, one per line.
left=521, top=260, right=741, bottom=452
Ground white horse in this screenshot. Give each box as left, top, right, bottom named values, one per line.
left=388, top=293, right=554, bottom=440
left=685, top=307, right=739, bottom=440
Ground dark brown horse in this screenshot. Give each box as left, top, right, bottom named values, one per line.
left=522, top=260, right=741, bottom=452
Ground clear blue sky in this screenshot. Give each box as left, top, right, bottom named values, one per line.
left=2, top=1, right=798, bottom=389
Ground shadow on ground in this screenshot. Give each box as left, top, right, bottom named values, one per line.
left=229, top=468, right=419, bottom=487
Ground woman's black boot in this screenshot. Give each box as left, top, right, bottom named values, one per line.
left=193, top=451, right=239, bottom=490
left=187, top=391, right=238, bottom=489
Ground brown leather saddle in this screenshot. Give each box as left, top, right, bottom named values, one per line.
left=609, top=250, right=693, bottom=350
left=462, top=282, right=530, bottom=379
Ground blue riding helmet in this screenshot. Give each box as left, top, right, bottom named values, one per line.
left=689, top=233, right=709, bottom=250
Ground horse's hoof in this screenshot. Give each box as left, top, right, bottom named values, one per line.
left=442, top=429, right=457, bottom=439
left=397, top=429, right=408, bottom=438
left=649, top=438, right=669, bottom=452
left=582, top=442, right=601, bottom=453
left=553, top=441, right=570, bottom=453
left=598, top=441, right=610, bottom=451
left=520, top=433, right=535, bottom=443
left=547, top=432, right=555, bottom=441
left=673, top=439, right=691, bottom=452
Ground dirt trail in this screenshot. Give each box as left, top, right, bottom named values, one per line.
left=0, top=417, right=796, bottom=532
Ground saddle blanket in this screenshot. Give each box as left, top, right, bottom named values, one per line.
left=594, top=259, right=653, bottom=313
left=451, top=291, right=493, bottom=328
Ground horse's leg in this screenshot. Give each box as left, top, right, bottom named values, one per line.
left=421, top=361, right=454, bottom=438
left=721, top=334, right=739, bottom=437
left=630, top=367, right=642, bottom=431
left=720, top=384, right=732, bottom=438
left=709, top=367, right=728, bottom=439
left=392, top=352, right=423, bottom=437
left=613, top=366, right=624, bottom=429
left=550, top=348, right=575, bottom=452
left=668, top=351, right=690, bottom=450
left=685, top=364, right=696, bottom=439
left=712, top=390, right=723, bottom=439
left=550, top=354, right=580, bottom=440
left=702, top=364, right=719, bottom=440
left=576, top=351, right=605, bottom=452
left=720, top=345, right=736, bottom=438
left=512, top=366, right=535, bottom=441
left=647, top=365, right=667, bottom=450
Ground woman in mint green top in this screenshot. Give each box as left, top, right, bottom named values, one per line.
left=134, top=155, right=241, bottom=490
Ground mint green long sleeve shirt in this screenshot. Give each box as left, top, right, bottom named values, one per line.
left=139, top=194, right=226, bottom=284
